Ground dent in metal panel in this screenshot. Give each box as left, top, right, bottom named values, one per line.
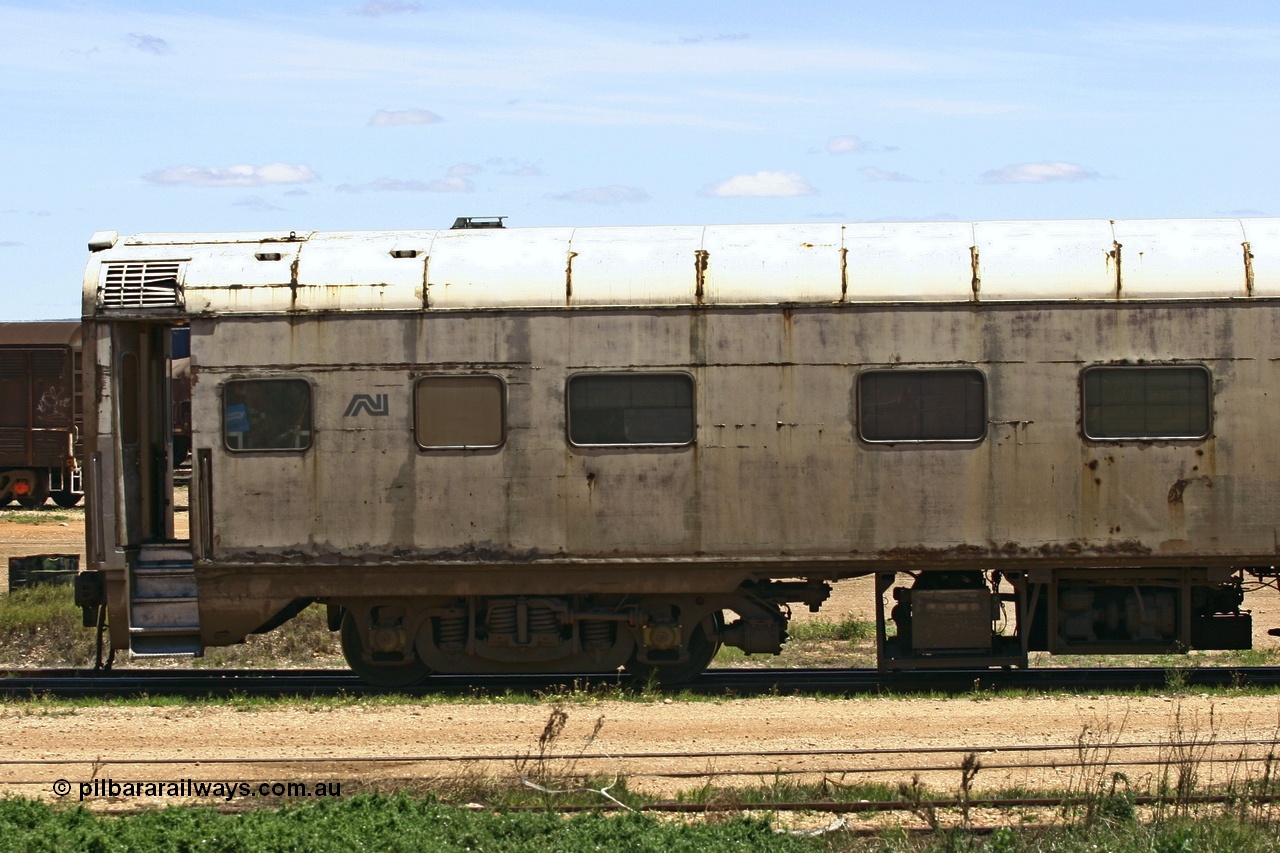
left=1112, top=219, right=1247, bottom=299
left=1240, top=219, right=1280, bottom=297
left=701, top=224, right=844, bottom=304
left=182, top=243, right=301, bottom=299
left=566, top=226, right=705, bottom=306
left=291, top=230, right=435, bottom=312
left=428, top=227, right=576, bottom=309
left=974, top=220, right=1117, bottom=300
left=844, top=222, right=975, bottom=301
left=184, top=286, right=298, bottom=315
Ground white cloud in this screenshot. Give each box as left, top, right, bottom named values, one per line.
left=232, top=196, right=285, bottom=211
left=981, top=162, right=1101, bottom=184
left=354, top=1, right=422, bottom=16
left=551, top=185, right=649, bottom=204
left=700, top=171, right=816, bottom=198
left=144, top=163, right=320, bottom=188
left=128, top=32, right=171, bottom=55
left=428, top=177, right=474, bottom=192
left=336, top=176, right=476, bottom=193
left=368, top=108, right=442, bottom=127
left=827, top=136, right=871, bottom=154
left=487, top=158, right=543, bottom=177
left=861, top=166, right=916, bottom=183
left=283, top=189, right=310, bottom=197
left=0, top=241, right=23, bottom=248
left=447, top=163, right=482, bottom=177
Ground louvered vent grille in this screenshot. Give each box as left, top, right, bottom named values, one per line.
left=31, top=352, right=66, bottom=377
left=101, top=262, right=182, bottom=308
left=0, top=431, right=24, bottom=455
left=32, top=432, right=70, bottom=458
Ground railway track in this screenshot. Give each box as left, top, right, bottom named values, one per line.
left=0, top=665, right=1277, bottom=698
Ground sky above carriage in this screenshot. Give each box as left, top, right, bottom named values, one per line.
left=1, top=0, right=1277, bottom=320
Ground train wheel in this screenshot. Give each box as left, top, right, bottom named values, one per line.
left=51, top=491, right=82, bottom=508
left=627, top=613, right=723, bottom=687
left=340, top=613, right=431, bottom=688
left=15, top=483, right=49, bottom=510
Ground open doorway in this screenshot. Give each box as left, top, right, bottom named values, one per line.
left=113, top=322, right=180, bottom=546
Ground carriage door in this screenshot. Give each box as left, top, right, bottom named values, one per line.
left=114, top=322, right=177, bottom=545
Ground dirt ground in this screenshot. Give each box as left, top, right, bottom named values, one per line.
left=0, top=693, right=1278, bottom=807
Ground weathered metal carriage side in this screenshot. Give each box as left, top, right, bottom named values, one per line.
left=76, top=218, right=1280, bottom=682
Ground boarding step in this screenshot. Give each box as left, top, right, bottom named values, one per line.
left=135, top=543, right=195, bottom=567
left=129, top=542, right=202, bottom=657
left=128, top=632, right=202, bottom=657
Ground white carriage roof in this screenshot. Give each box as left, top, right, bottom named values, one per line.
left=82, top=218, right=1277, bottom=315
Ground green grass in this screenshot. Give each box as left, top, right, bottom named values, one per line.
left=0, top=794, right=812, bottom=853
left=788, top=616, right=875, bottom=643
left=2, top=793, right=1280, bottom=852
left=0, top=585, right=92, bottom=667
left=0, top=510, right=73, bottom=525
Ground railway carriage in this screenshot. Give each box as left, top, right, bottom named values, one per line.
left=0, top=321, right=84, bottom=509
left=75, top=217, right=1279, bottom=684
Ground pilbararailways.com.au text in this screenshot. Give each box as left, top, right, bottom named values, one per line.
left=54, top=779, right=344, bottom=802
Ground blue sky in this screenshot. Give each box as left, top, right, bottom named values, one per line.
left=2, top=1, right=1278, bottom=319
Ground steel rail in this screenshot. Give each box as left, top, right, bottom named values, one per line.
left=0, top=737, right=1274, bottom=766
left=1, top=754, right=1271, bottom=784
left=1, top=665, right=1278, bottom=698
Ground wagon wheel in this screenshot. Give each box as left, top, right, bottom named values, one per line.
left=626, top=612, right=723, bottom=687
left=14, top=480, right=49, bottom=510
left=51, top=491, right=82, bottom=508
left=340, top=612, right=431, bottom=688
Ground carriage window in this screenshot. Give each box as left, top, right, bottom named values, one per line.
left=223, top=379, right=312, bottom=451
left=1082, top=366, right=1210, bottom=440
left=415, top=375, right=505, bottom=449
left=859, top=369, right=986, bottom=442
left=568, top=374, right=694, bottom=446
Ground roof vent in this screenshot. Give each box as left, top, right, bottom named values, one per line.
left=100, top=261, right=182, bottom=309
left=451, top=216, right=506, bottom=230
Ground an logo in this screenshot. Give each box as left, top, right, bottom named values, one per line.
left=343, top=393, right=389, bottom=417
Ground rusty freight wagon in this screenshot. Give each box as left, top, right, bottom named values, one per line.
left=0, top=321, right=83, bottom=509
left=74, top=218, right=1279, bottom=684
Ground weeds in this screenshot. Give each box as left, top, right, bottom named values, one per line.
left=0, top=584, right=92, bottom=666
left=0, top=510, right=72, bottom=525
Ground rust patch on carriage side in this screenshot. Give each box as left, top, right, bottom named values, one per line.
left=565, top=250, right=578, bottom=304
left=969, top=244, right=981, bottom=300
left=694, top=249, right=709, bottom=303
left=1169, top=476, right=1212, bottom=505
left=421, top=254, right=431, bottom=310
left=1244, top=241, right=1255, bottom=296
left=1107, top=238, right=1123, bottom=299
left=840, top=245, right=849, bottom=301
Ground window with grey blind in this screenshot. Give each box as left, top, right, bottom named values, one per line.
left=568, top=374, right=694, bottom=446
left=858, top=369, right=986, bottom=443
left=1082, top=366, right=1211, bottom=440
